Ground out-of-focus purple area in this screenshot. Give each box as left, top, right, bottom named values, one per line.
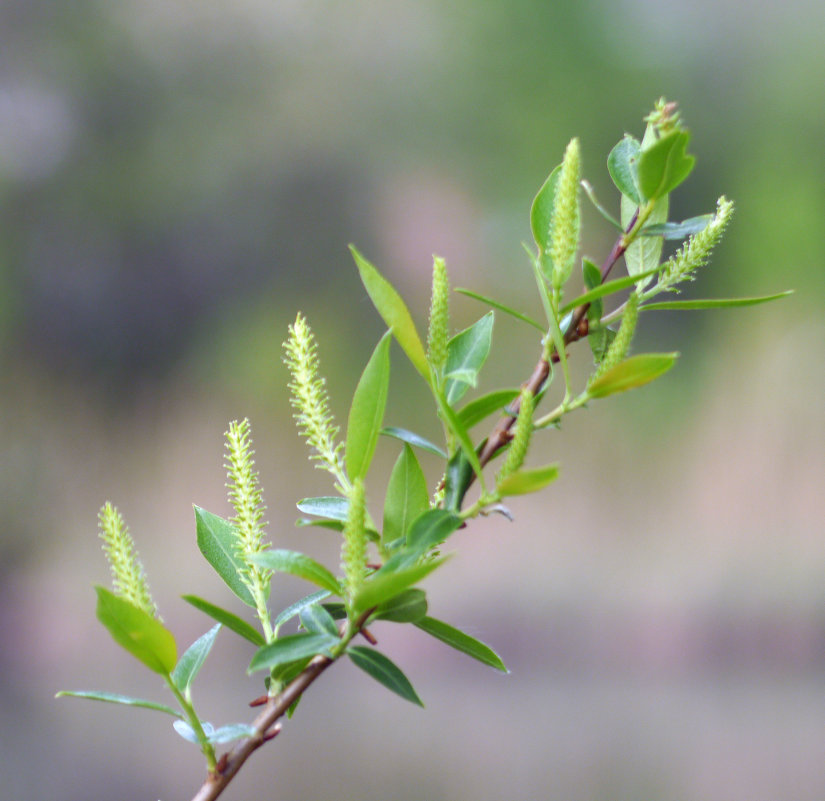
left=1, top=1, right=823, bottom=799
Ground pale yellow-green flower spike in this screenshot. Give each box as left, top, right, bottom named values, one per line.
left=341, top=477, right=367, bottom=613
left=427, top=255, right=450, bottom=382
left=98, top=502, right=158, bottom=618
left=225, top=418, right=274, bottom=641
left=497, top=389, right=534, bottom=484
left=283, top=312, right=347, bottom=489
left=652, top=196, right=734, bottom=294
left=549, top=137, right=581, bottom=295
left=591, top=292, right=640, bottom=381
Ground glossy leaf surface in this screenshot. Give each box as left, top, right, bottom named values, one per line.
left=457, top=388, right=520, bottom=429
left=444, top=312, right=494, bottom=406
left=414, top=616, right=507, bottom=672
left=380, top=426, right=446, bottom=458
left=345, top=331, right=391, bottom=481
left=55, top=690, right=180, bottom=716
left=249, top=632, right=338, bottom=673
left=249, top=549, right=342, bottom=596
left=497, top=464, right=560, bottom=496
left=588, top=353, right=679, bottom=398
left=347, top=646, right=423, bottom=706
left=373, top=588, right=428, bottom=623
left=641, top=291, right=793, bottom=311
left=95, top=586, right=177, bottom=675
left=383, top=444, right=430, bottom=547
left=182, top=595, right=265, bottom=646
left=194, top=506, right=255, bottom=607
left=172, top=624, right=221, bottom=693
left=607, top=135, right=641, bottom=204
left=353, top=556, right=446, bottom=615
left=637, top=130, right=695, bottom=200
left=350, top=245, right=429, bottom=378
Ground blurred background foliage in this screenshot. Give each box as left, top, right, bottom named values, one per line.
left=1, top=1, right=823, bottom=799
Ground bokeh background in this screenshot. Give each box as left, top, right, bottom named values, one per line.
left=2, top=1, right=823, bottom=799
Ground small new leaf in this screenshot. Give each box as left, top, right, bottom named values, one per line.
left=347, top=646, right=424, bottom=706
left=588, top=353, right=679, bottom=398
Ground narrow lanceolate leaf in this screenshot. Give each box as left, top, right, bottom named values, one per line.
left=296, top=496, right=349, bottom=522
left=353, top=556, right=447, bottom=615
left=639, top=215, right=711, bottom=239
left=95, top=586, right=177, bottom=675
left=457, top=388, right=520, bottom=429
left=444, top=312, right=494, bottom=406
left=435, top=393, right=484, bottom=486
left=350, top=245, right=430, bottom=379
left=383, top=445, right=430, bottom=547
left=637, top=130, right=695, bottom=201
left=171, top=624, right=221, bottom=693
left=640, top=291, right=794, bottom=311
left=497, top=464, right=560, bottom=496
left=414, top=616, right=507, bottom=672
left=588, top=353, right=679, bottom=398
left=622, top=192, right=667, bottom=289
left=560, top=266, right=663, bottom=314
left=380, top=426, right=447, bottom=459
left=442, top=448, right=475, bottom=514
left=346, top=331, right=392, bottom=481
left=273, top=590, right=332, bottom=630
left=194, top=506, right=255, bottom=607
left=299, top=603, right=339, bottom=637
left=249, top=632, right=339, bottom=673
left=249, top=549, right=343, bottom=596
left=55, top=690, right=180, bottom=717
left=182, top=595, right=265, bottom=646
left=530, top=163, right=561, bottom=256
left=607, top=135, right=642, bottom=205
left=373, top=588, right=428, bottom=623
left=454, top=288, right=545, bottom=332
left=347, top=646, right=424, bottom=706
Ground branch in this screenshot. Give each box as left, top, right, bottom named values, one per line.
left=191, top=612, right=372, bottom=801
left=476, top=213, right=636, bottom=470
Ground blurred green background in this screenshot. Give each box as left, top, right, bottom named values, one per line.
left=2, top=1, right=823, bottom=799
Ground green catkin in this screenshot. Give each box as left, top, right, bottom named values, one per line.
left=654, top=197, right=734, bottom=292
left=98, top=503, right=158, bottom=618
left=224, top=419, right=269, bottom=571
left=341, top=477, right=367, bottom=610
left=593, top=291, right=640, bottom=380
left=549, top=137, right=581, bottom=292
left=497, top=390, right=534, bottom=484
left=427, top=255, right=450, bottom=378
left=283, top=313, right=344, bottom=482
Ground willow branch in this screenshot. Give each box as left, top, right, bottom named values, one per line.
left=476, top=213, right=636, bottom=470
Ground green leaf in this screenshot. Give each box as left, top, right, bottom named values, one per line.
left=347, top=646, right=423, bottom=706
left=637, top=130, right=695, bottom=201
left=607, top=135, right=641, bottom=205
left=345, top=331, right=391, bottom=481
left=380, top=426, right=446, bottom=458
left=589, top=326, right=616, bottom=364
left=373, top=588, right=428, bottom=623
left=442, top=448, right=475, bottom=514
left=530, top=163, right=561, bottom=256
left=414, top=616, right=507, bottom=672
left=582, top=258, right=604, bottom=322
left=402, top=510, right=462, bottom=565
left=95, top=586, right=178, bottom=675
left=299, top=603, right=339, bottom=637
left=194, top=506, right=255, bottom=607
left=457, top=388, right=520, bottom=429
left=249, top=632, right=338, bottom=673
left=181, top=595, right=265, bottom=646
left=454, top=288, right=544, bottom=332
left=640, top=291, right=794, bottom=311
left=295, top=518, right=344, bottom=532
left=383, top=444, right=430, bottom=547
left=444, top=312, right=494, bottom=406
left=171, top=624, right=221, bottom=693
left=207, top=723, right=257, bottom=744
left=588, top=352, right=679, bottom=398
left=249, top=549, right=343, bottom=596
left=623, top=192, right=667, bottom=289
left=639, top=215, right=711, bottom=239
left=435, top=393, right=484, bottom=486
left=350, top=245, right=430, bottom=379
left=580, top=179, right=623, bottom=230
left=353, top=556, right=447, bottom=615
left=55, top=690, right=180, bottom=717
left=296, top=496, right=348, bottom=522
left=273, top=590, right=331, bottom=630
left=497, top=464, right=560, bottom=496
left=560, top=266, right=663, bottom=314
